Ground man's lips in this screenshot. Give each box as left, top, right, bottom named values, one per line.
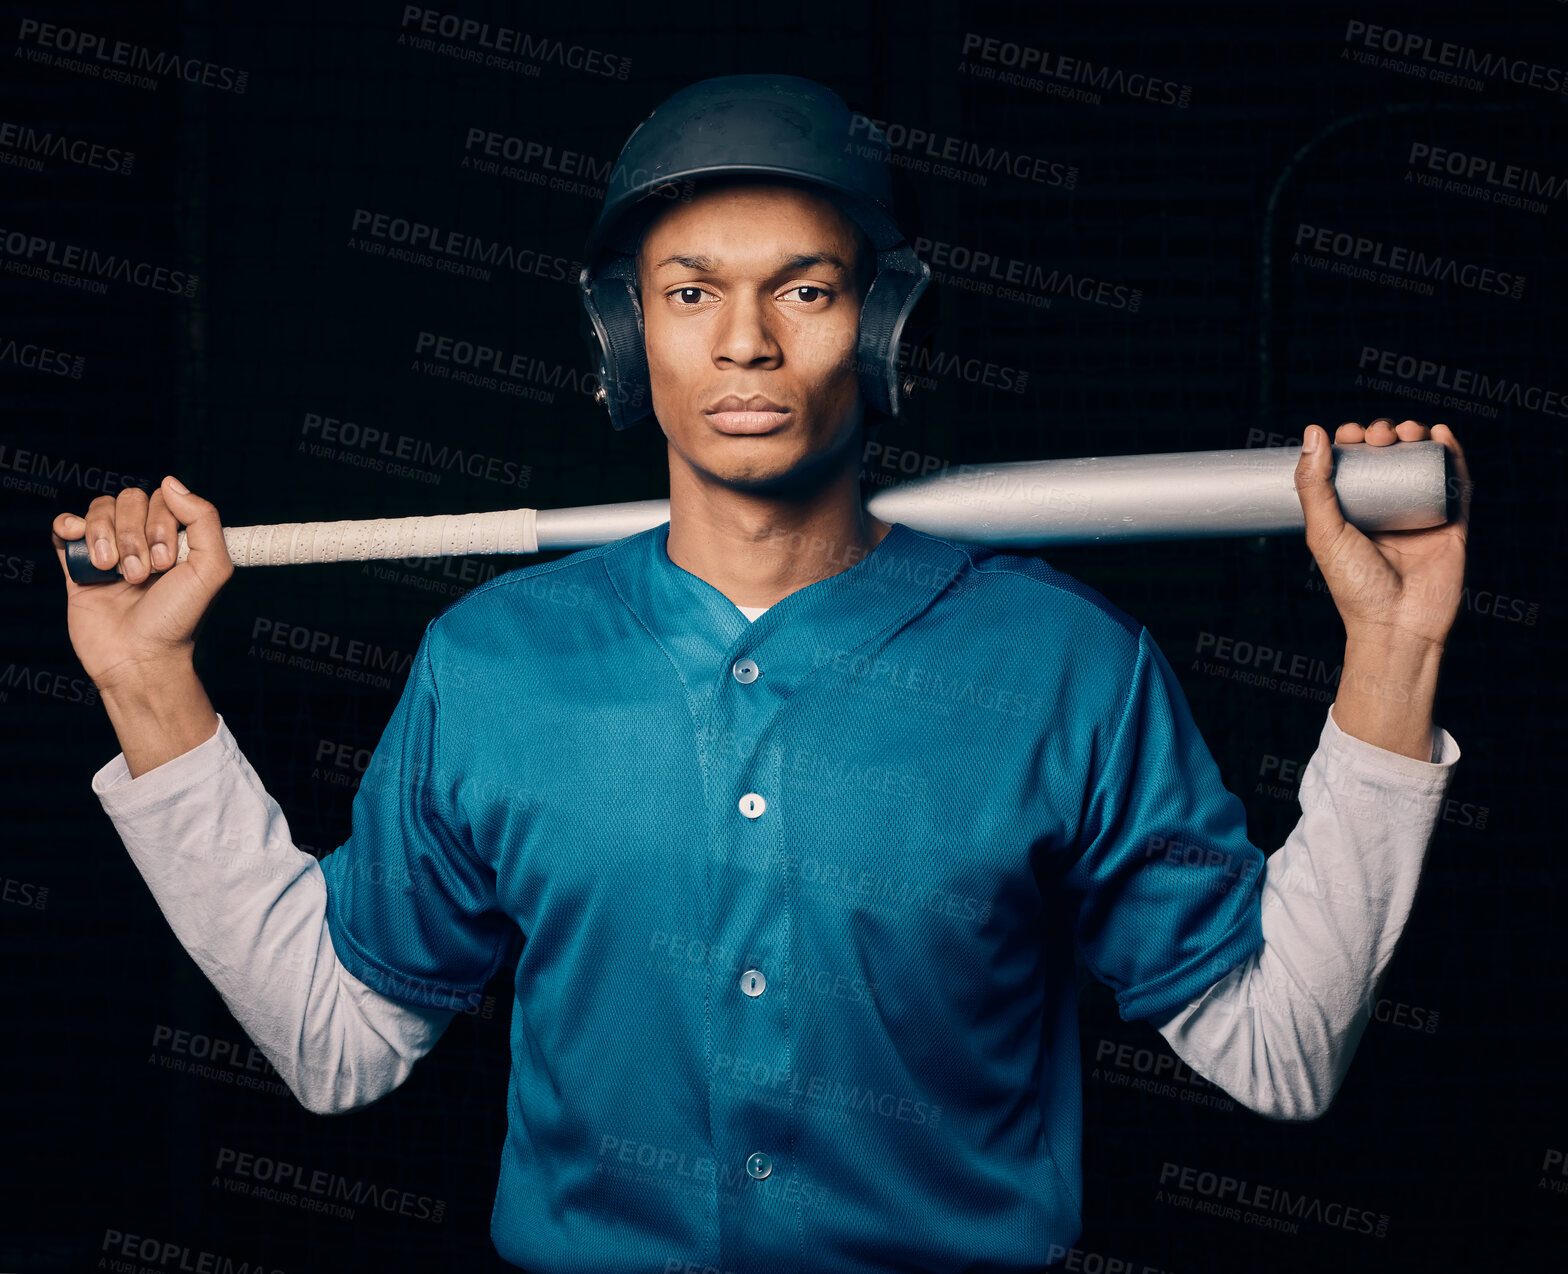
left=705, top=411, right=790, bottom=436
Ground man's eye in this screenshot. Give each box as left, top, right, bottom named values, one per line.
left=786, top=286, right=828, bottom=304
left=672, top=287, right=705, bottom=305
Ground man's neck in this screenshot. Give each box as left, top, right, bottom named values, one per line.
left=664, top=458, right=891, bottom=610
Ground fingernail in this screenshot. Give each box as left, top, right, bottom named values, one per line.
left=151, top=543, right=171, bottom=569
left=124, top=554, right=144, bottom=580
left=94, top=537, right=111, bottom=566
left=166, top=476, right=189, bottom=494
left=1303, top=429, right=1319, bottom=454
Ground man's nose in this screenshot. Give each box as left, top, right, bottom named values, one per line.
left=713, top=292, right=782, bottom=367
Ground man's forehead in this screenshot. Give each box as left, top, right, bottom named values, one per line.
left=646, top=249, right=854, bottom=276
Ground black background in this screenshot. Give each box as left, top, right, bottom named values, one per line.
left=3, top=2, right=1564, bottom=1271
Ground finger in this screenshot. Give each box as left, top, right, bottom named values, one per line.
left=114, top=487, right=153, bottom=584
left=146, top=488, right=178, bottom=572
left=1394, top=418, right=1429, bottom=441
left=82, top=494, right=119, bottom=571
left=1432, top=424, right=1471, bottom=534
left=50, top=527, right=79, bottom=588
left=157, top=477, right=233, bottom=586
left=1364, top=417, right=1398, bottom=446
left=49, top=514, right=82, bottom=585
left=1295, top=424, right=1347, bottom=555
left=1335, top=421, right=1365, bottom=443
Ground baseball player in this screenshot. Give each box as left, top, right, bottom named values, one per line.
left=52, top=76, right=1467, bottom=1273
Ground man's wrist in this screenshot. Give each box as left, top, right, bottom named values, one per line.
left=1332, top=634, right=1444, bottom=761
left=99, top=660, right=220, bottom=779
left=96, top=650, right=196, bottom=696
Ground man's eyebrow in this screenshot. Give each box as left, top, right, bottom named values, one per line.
left=648, top=251, right=851, bottom=275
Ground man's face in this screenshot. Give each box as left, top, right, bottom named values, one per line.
left=636, top=182, right=873, bottom=494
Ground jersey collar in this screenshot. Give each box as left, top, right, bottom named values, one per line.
left=601, top=519, right=970, bottom=725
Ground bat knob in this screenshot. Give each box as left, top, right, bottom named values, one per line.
left=65, top=538, right=128, bottom=584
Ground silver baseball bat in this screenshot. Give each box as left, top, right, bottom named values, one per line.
left=64, top=442, right=1451, bottom=584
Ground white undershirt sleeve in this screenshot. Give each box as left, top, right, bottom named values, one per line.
left=1155, top=704, right=1460, bottom=1120
left=92, top=717, right=455, bottom=1116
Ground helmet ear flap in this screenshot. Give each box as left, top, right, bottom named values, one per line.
left=579, top=255, right=654, bottom=431
left=893, top=269, right=941, bottom=411
left=855, top=244, right=931, bottom=418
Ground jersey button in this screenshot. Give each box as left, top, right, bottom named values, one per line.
left=738, top=792, right=767, bottom=819
left=741, top=969, right=766, bottom=997
left=746, top=1152, right=773, bottom=1180
left=732, top=658, right=759, bottom=684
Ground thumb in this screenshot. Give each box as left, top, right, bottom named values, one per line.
left=1293, top=425, right=1345, bottom=554
left=157, top=476, right=233, bottom=576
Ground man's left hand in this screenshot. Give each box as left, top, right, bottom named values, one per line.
left=1294, top=418, right=1471, bottom=650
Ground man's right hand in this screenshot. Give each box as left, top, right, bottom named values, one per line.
left=50, top=475, right=235, bottom=692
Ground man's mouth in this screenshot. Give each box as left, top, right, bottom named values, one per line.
left=705, top=394, right=792, bottom=434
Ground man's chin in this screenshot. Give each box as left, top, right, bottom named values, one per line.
left=672, top=412, right=860, bottom=496
left=696, top=449, right=840, bottom=499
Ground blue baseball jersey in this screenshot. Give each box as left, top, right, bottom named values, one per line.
left=319, top=520, right=1265, bottom=1273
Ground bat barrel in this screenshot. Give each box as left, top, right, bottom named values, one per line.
left=866, top=442, right=1449, bottom=546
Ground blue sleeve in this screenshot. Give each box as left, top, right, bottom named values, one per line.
left=1063, top=627, right=1265, bottom=1024
left=320, top=627, right=521, bottom=1013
